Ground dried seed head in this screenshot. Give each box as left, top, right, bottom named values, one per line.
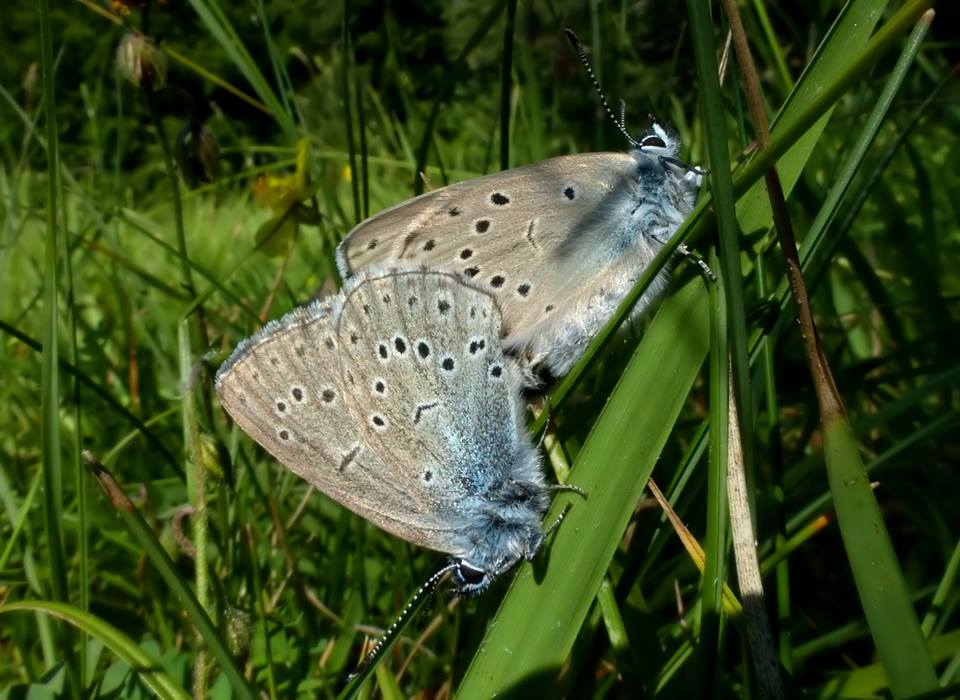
left=116, top=32, right=166, bottom=91
left=198, top=432, right=230, bottom=485
left=222, top=606, right=252, bottom=662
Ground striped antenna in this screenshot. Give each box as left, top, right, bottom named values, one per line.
left=563, top=28, right=639, bottom=147
left=344, top=562, right=458, bottom=688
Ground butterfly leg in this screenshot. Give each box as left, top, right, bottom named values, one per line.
left=547, top=482, right=587, bottom=497
left=541, top=502, right=574, bottom=542
left=658, top=154, right=709, bottom=178
left=677, top=243, right=717, bottom=282
left=523, top=486, right=587, bottom=564
left=535, top=405, right=553, bottom=450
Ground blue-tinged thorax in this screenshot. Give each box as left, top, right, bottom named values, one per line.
left=446, top=443, right=549, bottom=595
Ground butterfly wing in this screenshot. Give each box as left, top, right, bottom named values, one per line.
left=216, top=270, right=534, bottom=556
left=336, top=152, right=684, bottom=377
left=333, top=269, right=531, bottom=527
left=215, top=299, right=459, bottom=551
left=337, top=154, right=626, bottom=332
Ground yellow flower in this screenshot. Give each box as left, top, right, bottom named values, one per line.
left=251, top=139, right=309, bottom=212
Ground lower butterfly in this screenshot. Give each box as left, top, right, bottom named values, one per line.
left=215, top=268, right=575, bottom=676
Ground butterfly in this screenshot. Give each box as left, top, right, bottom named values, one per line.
left=336, top=129, right=701, bottom=383
left=336, top=31, right=704, bottom=384
left=215, top=267, right=561, bottom=596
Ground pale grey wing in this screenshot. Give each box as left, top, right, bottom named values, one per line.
left=214, top=300, right=456, bottom=552
left=334, top=269, right=527, bottom=522
left=335, top=153, right=645, bottom=340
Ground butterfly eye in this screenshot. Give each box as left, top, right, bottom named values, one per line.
left=641, top=135, right=667, bottom=150
left=457, top=561, right=486, bottom=585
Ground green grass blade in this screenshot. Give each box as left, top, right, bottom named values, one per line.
left=84, top=454, right=257, bottom=700
left=70, top=234, right=192, bottom=301
left=413, top=0, right=509, bottom=194
left=596, top=577, right=637, bottom=684
left=687, top=0, right=752, bottom=459
left=38, top=0, right=67, bottom=609
left=185, top=0, right=298, bottom=141
left=116, top=208, right=259, bottom=321
left=457, top=278, right=710, bottom=697
left=759, top=8, right=941, bottom=694
left=357, top=73, right=370, bottom=221
left=341, top=10, right=361, bottom=226
left=769, top=10, right=939, bottom=321
left=814, top=630, right=960, bottom=698
left=701, top=251, right=729, bottom=688
left=252, top=0, right=298, bottom=125
left=178, top=321, right=213, bottom=697
left=822, top=415, right=939, bottom=695
left=922, top=537, right=960, bottom=639
left=685, top=0, right=750, bottom=680
left=750, top=0, right=793, bottom=93
left=735, top=0, right=889, bottom=234
left=37, top=6, right=78, bottom=693
left=244, top=525, right=279, bottom=700
left=0, top=320, right=182, bottom=474
left=755, top=254, right=793, bottom=672
left=0, top=470, right=42, bottom=571
left=0, top=601, right=190, bottom=700
left=499, top=0, right=517, bottom=171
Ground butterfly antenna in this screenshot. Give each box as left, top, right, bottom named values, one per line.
left=345, top=562, right=457, bottom=686
left=563, top=28, right=639, bottom=147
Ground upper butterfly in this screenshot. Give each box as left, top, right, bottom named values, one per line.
left=336, top=124, right=701, bottom=384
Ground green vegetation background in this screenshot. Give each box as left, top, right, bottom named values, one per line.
left=1, top=0, right=958, bottom=698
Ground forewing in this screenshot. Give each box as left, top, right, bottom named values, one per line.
left=215, top=300, right=456, bottom=551
left=335, top=269, right=525, bottom=512
left=336, top=153, right=642, bottom=339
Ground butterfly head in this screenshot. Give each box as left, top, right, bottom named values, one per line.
left=451, top=558, right=494, bottom=595
left=451, top=527, right=543, bottom=597
left=450, top=476, right=550, bottom=596
left=633, top=122, right=681, bottom=159
left=631, top=122, right=704, bottom=192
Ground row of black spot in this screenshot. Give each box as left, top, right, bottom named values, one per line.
left=444, top=185, right=575, bottom=217
left=378, top=336, right=432, bottom=360
left=277, top=359, right=505, bottom=447
left=274, top=384, right=315, bottom=415
left=462, top=269, right=532, bottom=300
left=374, top=336, right=490, bottom=374
left=367, top=358, right=505, bottom=401
left=368, top=184, right=575, bottom=255
left=421, top=217, right=491, bottom=255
